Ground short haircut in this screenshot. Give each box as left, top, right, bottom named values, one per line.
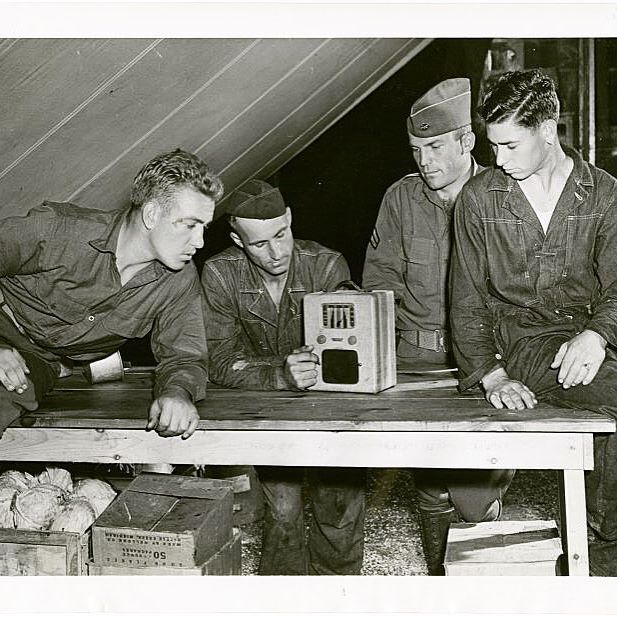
left=130, top=148, right=224, bottom=211
left=452, top=124, right=473, bottom=141
left=479, top=69, right=560, bottom=129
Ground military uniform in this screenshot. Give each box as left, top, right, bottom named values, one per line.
left=202, top=180, right=366, bottom=575
left=362, top=78, right=514, bottom=575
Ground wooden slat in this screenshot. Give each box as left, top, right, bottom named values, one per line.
left=0, top=428, right=592, bottom=470
left=20, top=382, right=613, bottom=433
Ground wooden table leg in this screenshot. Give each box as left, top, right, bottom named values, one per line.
left=558, top=469, right=589, bottom=576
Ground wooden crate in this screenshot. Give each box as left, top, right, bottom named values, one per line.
left=88, top=528, right=241, bottom=576
left=444, top=520, right=563, bottom=576
left=0, top=528, right=90, bottom=576
left=91, top=473, right=233, bottom=568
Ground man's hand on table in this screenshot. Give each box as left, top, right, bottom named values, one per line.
left=284, top=345, right=319, bottom=390
left=147, top=390, right=199, bottom=439
left=551, top=329, right=606, bottom=389
left=0, top=347, right=29, bottom=394
left=481, top=367, right=538, bottom=410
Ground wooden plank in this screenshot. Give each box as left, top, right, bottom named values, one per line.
left=558, top=469, right=590, bottom=576
left=0, top=528, right=89, bottom=576
left=21, top=387, right=614, bottom=433
left=0, top=428, right=592, bottom=469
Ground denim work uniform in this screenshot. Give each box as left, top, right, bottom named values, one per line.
left=201, top=240, right=365, bottom=574
left=451, top=145, right=617, bottom=540
left=362, top=162, right=512, bottom=523
left=0, top=202, right=209, bottom=432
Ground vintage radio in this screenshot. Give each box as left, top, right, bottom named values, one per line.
left=303, top=289, right=396, bottom=393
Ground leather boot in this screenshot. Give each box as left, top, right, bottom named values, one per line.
left=418, top=507, right=457, bottom=576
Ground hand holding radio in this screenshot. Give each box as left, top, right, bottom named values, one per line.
left=284, top=345, right=320, bottom=390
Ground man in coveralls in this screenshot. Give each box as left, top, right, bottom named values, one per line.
left=363, top=78, right=514, bottom=575
left=201, top=179, right=365, bottom=575
left=0, top=149, right=223, bottom=440
left=450, top=69, right=617, bottom=575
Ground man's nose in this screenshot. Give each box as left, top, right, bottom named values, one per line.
left=495, top=147, right=507, bottom=168
left=269, top=242, right=282, bottom=260
left=418, top=149, right=431, bottom=168
left=192, top=227, right=205, bottom=249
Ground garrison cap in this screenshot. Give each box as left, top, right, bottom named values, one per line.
left=224, top=179, right=286, bottom=219
left=407, top=78, right=471, bottom=138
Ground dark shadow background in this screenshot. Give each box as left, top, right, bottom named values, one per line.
left=123, top=38, right=491, bottom=366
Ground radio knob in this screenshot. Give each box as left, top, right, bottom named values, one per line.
left=348, top=336, right=357, bottom=345
left=317, top=335, right=327, bottom=344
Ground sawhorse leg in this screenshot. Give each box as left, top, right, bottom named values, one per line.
left=558, top=469, right=589, bottom=576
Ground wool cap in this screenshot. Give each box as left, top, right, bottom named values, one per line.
left=223, top=179, right=286, bottom=219
left=407, top=78, right=471, bottom=138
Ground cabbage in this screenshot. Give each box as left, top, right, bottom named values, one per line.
left=0, top=470, right=35, bottom=493
left=35, top=467, right=73, bottom=493
left=0, top=486, right=17, bottom=529
left=12, top=484, right=65, bottom=530
left=49, top=497, right=96, bottom=534
left=73, top=479, right=116, bottom=517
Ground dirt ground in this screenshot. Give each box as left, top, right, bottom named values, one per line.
left=239, top=467, right=561, bottom=575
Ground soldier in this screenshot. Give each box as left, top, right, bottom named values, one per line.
left=0, top=149, right=223, bottom=439
left=202, top=180, right=365, bottom=575
left=362, top=79, right=514, bottom=575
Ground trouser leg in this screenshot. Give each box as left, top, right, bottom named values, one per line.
left=415, top=468, right=514, bottom=575
left=0, top=348, right=57, bottom=435
left=505, top=332, right=617, bottom=542
left=307, top=467, right=366, bottom=575
left=256, top=466, right=307, bottom=575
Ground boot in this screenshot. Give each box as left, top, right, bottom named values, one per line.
left=418, top=507, right=457, bottom=576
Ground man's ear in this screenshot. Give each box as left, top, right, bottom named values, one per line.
left=541, top=119, right=558, bottom=145
left=460, top=131, right=476, bottom=154
left=285, top=207, right=292, bottom=226
left=230, top=231, right=244, bottom=249
left=141, top=200, right=161, bottom=230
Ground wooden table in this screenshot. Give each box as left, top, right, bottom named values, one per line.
left=0, top=371, right=614, bottom=576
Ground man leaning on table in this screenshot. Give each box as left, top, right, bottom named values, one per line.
left=0, top=148, right=223, bottom=440
left=201, top=180, right=365, bottom=575
left=362, top=77, right=514, bottom=575
left=449, top=68, right=617, bottom=575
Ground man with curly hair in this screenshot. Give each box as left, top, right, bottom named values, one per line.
left=450, top=69, right=617, bottom=574
left=0, top=148, right=223, bottom=439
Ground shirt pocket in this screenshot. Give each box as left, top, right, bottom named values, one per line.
left=403, top=236, right=436, bottom=288
left=36, top=278, right=87, bottom=324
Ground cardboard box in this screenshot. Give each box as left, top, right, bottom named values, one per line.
left=88, top=528, right=242, bottom=576
left=0, top=528, right=90, bottom=576
left=445, top=520, right=563, bottom=576
left=91, top=473, right=233, bottom=568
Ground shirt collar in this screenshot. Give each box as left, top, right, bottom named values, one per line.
left=422, top=156, right=480, bottom=207
left=88, top=208, right=130, bottom=254
left=487, top=144, right=593, bottom=192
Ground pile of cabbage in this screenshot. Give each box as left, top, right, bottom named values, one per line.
left=0, top=467, right=116, bottom=534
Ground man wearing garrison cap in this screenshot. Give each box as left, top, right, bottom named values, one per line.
left=362, top=78, right=514, bottom=575
left=201, top=179, right=365, bottom=575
